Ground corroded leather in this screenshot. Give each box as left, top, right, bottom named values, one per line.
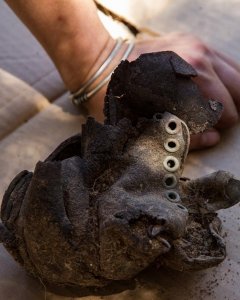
left=0, top=52, right=239, bottom=296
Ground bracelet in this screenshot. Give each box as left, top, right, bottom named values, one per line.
left=73, top=38, right=123, bottom=97
left=71, top=39, right=135, bottom=106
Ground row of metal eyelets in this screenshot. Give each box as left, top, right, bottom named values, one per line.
left=153, top=113, right=187, bottom=211
left=163, top=119, right=181, bottom=203
left=162, top=118, right=188, bottom=212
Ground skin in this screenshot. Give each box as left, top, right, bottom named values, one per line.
left=6, top=0, right=240, bottom=150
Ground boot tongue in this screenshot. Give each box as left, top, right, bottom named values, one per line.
left=204, top=177, right=240, bottom=212
left=104, top=51, right=223, bottom=133
left=182, top=171, right=240, bottom=213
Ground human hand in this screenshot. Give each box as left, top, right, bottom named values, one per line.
left=9, top=0, right=238, bottom=150
left=128, top=32, right=240, bottom=150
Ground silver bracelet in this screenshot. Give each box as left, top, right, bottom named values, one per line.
left=73, top=38, right=123, bottom=98
left=71, top=39, right=135, bottom=106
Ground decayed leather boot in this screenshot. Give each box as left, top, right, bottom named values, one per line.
left=0, top=52, right=239, bottom=296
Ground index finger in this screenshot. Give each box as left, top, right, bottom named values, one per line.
left=194, top=70, right=239, bottom=128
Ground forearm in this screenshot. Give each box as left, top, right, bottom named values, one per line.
left=7, top=1, right=240, bottom=152
left=5, top=0, right=113, bottom=91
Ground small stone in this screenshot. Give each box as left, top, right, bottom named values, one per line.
left=209, top=99, right=219, bottom=111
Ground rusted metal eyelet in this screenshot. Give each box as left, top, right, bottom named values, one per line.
left=163, top=174, right=177, bottom=189
left=164, top=138, right=180, bottom=153
left=153, top=113, right=164, bottom=121
left=163, top=156, right=180, bottom=172
left=165, top=190, right=180, bottom=202
left=176, top=204, right=188, bottom=213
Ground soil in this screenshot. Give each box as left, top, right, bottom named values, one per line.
left=183, top=215, right=222, bottom=259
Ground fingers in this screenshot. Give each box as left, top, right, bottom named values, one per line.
left=165, top=35, right=240, bottom=129
left=211, top=53, right=240, bottom=112
left=183, top=45, right=240, bottom=150
left=213, top=49, right=240, bottom=73
left=193, top=67, right=238, bottom=128
left=190, top=129, right=220, bottom=151
left=131, top=33, right=240, bottom=151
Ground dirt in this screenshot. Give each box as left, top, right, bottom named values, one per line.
left=183, top=216, right=222, bottom=259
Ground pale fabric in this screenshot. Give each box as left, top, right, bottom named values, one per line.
left=0, top=69, right=50, bottom=140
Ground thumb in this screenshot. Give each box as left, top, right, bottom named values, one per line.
left=190, top=129, right=220, bottom=151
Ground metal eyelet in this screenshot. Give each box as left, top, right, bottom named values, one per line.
left=163, top=156, right=180, bottom=172
left=165, top=119, right=180, bottom=134
left=164, top=138, right=180, bottom=153
left=177, top=204, right=188, bottom=213
left=153, top=113, right=164, bottom=121
left=165, top=190, right=180, bottom=202
left=163, top=174, right=177, bottom=189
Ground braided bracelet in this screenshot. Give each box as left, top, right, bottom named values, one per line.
left=71, top=39, right=134, bottom=106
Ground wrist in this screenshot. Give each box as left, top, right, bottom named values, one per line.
left=55, top=30, right=114, bottom=92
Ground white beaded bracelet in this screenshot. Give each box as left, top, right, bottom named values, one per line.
left=70, top=39, right=134, bottom=106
